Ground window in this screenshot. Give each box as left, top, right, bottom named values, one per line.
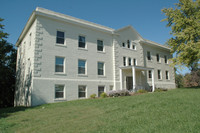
left=55, top=57, right=64, bottom=72
left=149, top=70, right=152, bottom=78
left=147, top=51, right=151, bottom=60
left=158, top=70, right=162, bottom=80
left=156, top=54, right=160, bottom=62
left=55, top=85, right=64, bottom=99
left=98, top=62, right=104, bottom=75
left=98, top=86, right=105, bottom=97
left=127, top=40, right=130, bottom=48
left=97, top=40, right=104, bottom=51
left=133, top=58, right=137, bottom=66
left=128, top=57, right=132, bottom=66
left=122, top=42, right=125, bottom=47
left=78, top=85, right=86, bottom=98
left=164, top=55, right=168, bottom=64
left=166, top=71, right=169, bottom=80
left=79, top=36, right=86, bottom=48
left=109, top=85, right=113, bottom=91
left=132, top=44, right=136, bottom=50
left=56, top=31, right=64, bottom=44
left=78, top=59, right=86, bottom=74
left=123, top=57, right=126, bottom=66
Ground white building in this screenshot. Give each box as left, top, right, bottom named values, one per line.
left=15, top=7, right=175, bottom=106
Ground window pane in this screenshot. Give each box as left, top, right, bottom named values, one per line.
left=123, top=57, right=126, bottom=66
left=147, top=51, right=151, bottom=60
left=156, top=54, right=160, bottom=62
left=158, top=70, right=161, bottom=79
left=98, top=62, right=104, bottom=75
left=55, top=57, right=64, bottom=72
left=97, top=40, right=103, bottom=51
left=79, top=36, right=85, bottom=48
left=57, top=31, right=64, bottom=38
left=149, top=70, right=152, bottom=78
left=79, top=86, right=86, bottom=98
left=98, top=86, right=104, bottom=97
left=56, top=31, right=64, bottom=44
left=78, top=60, right=86, bottom=74
left=55, top=85, right=64, bottom=98
left=166, top=71, right=169, bottom=79
left=128, top=58, right=131, bottom=66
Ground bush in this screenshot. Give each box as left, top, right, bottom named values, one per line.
left=137, top=89, right=148, bottom=93
left=154, top=88, right=168, bottom=92
left=100, top=93, right=107, bottom=98
left=107, top=90, right=130, bottom=97
left=90, top=94, right=96, bottom=99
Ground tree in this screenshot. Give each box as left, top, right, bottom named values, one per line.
left=0, top=18, right=16, bottom=108
left=162, top=0, right=200, bottom=71
left=175, top=73, right=184, bottom=88
left=184, top=69, right=200, bottom=87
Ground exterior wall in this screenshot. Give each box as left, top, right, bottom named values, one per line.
left=15, top=20, right=36, bottom=106
left=142, top=43, right=176, bottom=89
left=15, top=8, right=176, bottom=106
left=31, top=16, right=114, bottom=106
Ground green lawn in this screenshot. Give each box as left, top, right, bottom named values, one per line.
left=1, top=88, right=200, bottom=133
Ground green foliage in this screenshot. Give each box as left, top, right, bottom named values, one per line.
left=184, top=69, right=200, bottom=87
left=155, top=88, right=168, bottom=92
left=90, top=94, right=96, bottom=99
left=162, top=0, right=200, bottom=70
left=137, top=89, right=148, bottom=93
left=100, top=92, right=107, bottom=98
left=0, top=18, right=16, bottom=107
left=175, top=73, right=184, bottom=88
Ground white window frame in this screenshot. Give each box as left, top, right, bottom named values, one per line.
left=98, top=62, right=105, bottom=76
left=78, top=85, right=87, bottom=98
left=97, top=39, right=104, bottom=52
left=123, top=57, right=126, bottom=66
left=133, top=58, right=137, bottom=66
left=166, top=71, right=170, bottom=80
left=156, top=53, right=161, bottom=63
left=56, top=30, right=65, bottom=45
left=148, top=70, right=152, bottom=79
left=164, top=55, right=168, bottom=64
left=78, top=35, right=86, bottom=49
left=158, top=69, right=162, bottom=80
left=147, top=51, right=151, bottom=61
left=78, top=59, right=87, bottom=75
left=55, top=56, right=65, bottom=74
left=128, top=57, right=132, bottom=66
left=55, top=84, right=65, bottom=99
left=98, top=86, right=105, bottom=97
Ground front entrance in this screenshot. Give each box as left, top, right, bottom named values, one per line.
left=126, top=77, right=133, bottom=90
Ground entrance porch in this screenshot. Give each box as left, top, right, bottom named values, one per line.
left=119, top=66, right=155, bottom=92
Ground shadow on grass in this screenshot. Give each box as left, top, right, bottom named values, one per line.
left=178, top=86, right=200, bottom=89
left=0, top=106, right=31, bottom=119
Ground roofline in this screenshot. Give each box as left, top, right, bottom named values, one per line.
left=139, top=39, right=171, bottom=51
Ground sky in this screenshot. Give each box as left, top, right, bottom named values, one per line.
left=0, top=0, right=190, bottom=74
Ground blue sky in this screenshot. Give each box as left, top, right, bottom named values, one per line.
left=0, top=0, right=189, bottom=74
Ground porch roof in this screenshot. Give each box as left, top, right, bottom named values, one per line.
left=119, top=65, right=154, bottom=71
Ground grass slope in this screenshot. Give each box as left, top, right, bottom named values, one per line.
left=1, top=88, right=200, bottom=133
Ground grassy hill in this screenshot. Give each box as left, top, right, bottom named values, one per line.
left=1, top=88, right=200, bottom=133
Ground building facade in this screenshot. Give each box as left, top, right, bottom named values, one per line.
left=15, top=7, right=175, bottom=106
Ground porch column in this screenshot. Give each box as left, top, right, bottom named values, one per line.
left=119, top=69, right=123, bottom=90
left=132, top=67, right=136, bottom=91
left=152, top=69, right=155, bottom=92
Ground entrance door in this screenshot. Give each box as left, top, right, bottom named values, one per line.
left=126, top=77, right=133, bottom=90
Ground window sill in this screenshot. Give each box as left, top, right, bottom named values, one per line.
left=157, top=62, right=161, bottom=64
left=55, top=44, right=67, bottom=48
left=78, top=74, right=88, bottom=77
left=54, top=73, right=67, bottom=76
left=97, top=51, right=106, bottom=54
left=54, top=98, right=66, bottom=101
left=79, top=97, right=86, bottom=99
left=78, top=47, right=88, bottom=51
left=98, top=75, right=106, bottom=78
left=122, top=47, right=136, bottom=51
left=158, top=79, right=162, bottom=81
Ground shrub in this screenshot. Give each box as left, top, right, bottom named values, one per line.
left=90, top=94, right=96, bottom=99
left=100, top=93, right=107, bottom=98
left=154, top=88, right=168, bottom=92
left=137, top=89, right=148, bottom=93
left=107, top=90, right=130, bottom=97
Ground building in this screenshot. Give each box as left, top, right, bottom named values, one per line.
left=15, top=7, right=175, bottom=106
